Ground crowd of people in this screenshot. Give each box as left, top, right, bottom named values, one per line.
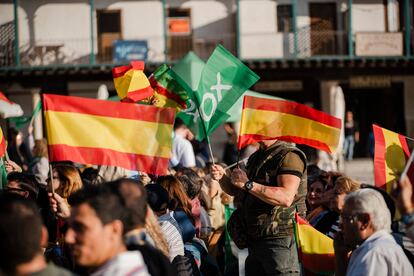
left=1, top=119, right=414, bottom=276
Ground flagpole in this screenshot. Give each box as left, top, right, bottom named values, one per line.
left=49, top=163, right=55, bottom=195
left=4, top=150, right=10, bottom=162
left=401, top=147, right=414, bottom=181
left=193, top=93, right=215, bottom=165
left=40, top=93, right=54, bottom=195
left=236, top=96, right=247, bottom=168
left=405, top=135, right=414, bottom=143
left=205, top=135, right=215, bottom=165
left=222, top=157, right=249, bottom=171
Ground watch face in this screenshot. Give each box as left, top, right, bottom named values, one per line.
left=245, top=181, right=253, bottom=190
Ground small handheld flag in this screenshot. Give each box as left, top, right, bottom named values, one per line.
left=373, top=124, right=411, bottom=192
left=112, top=61, right=153, bottom=102
left=148, top=64, right=189, bottom=111
left=238, top=96, right=342, bottom=153
left=0, top=128, right=6, bottom=158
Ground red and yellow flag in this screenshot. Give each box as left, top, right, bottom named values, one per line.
left=148, top=64, right=189, bottom=112
left=295, top=213, right=335, bottom=274
left=112, top=61, right=153, bottom=102
left=238, top=96, right=341, bottom=153
left=0, top=128, right=6, bottom=158
left=43, top=94, right=175, bottom=175
left=373, top=124, right=411, bottom=192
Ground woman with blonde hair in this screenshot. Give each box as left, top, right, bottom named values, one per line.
left=50, top=164, right=83, bottom=199
left=315, top=176, right=361, bottom=238
left=330, top=176, right=361, bottom=213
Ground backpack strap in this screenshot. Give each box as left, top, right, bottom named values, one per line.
left=249, top=143, right=294, bottom=181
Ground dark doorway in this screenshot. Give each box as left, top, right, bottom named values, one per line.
left=309, top=3, right=338, bottom=55
left=342, top=83, right=406, bottom=157
left=97, top=10, right=122, bottom=62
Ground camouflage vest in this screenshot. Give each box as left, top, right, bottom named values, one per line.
left=242, top=142, right=307, bottom=239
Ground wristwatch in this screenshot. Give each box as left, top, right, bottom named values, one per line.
left=244, top=180, right=254, bottom=191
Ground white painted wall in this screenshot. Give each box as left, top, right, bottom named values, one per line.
left=0, top=0, right=165, bottom=64
left=353, top=0, right=386, bottom=33
left=0, top=4, right=16, bottom=24
left=0, top=0, right=400, bottom=62
left=239, top=0, right=394, bottom=59
left=240, top=0, right=283, bottom=59
left=33, top=2, right=91, bottom=63
left=97, top=0, right=165, bottom=62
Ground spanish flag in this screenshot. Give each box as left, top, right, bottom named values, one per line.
left=112, top=61, right=153, bottom=102
left=43, top=94, right=175, bottom=175
left=238, top=96, right=341, bottom=153
left=373, top=124, right=411, bottom=192
left=148, top=64, right=189, bottom=111
left=294, top=213, right=335, bottom=274
left=0, top=128, right=6, bottom=158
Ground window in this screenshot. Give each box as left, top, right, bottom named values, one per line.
left=97, top=10, right=121, bottom=34
left=277, top=5, right=293, bottom=33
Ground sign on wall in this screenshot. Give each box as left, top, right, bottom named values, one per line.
left=355, top=32, right=403, bottom=56
left=168, top=17, right=191, bottom=35
left=113, top=40, right=148, bottom=62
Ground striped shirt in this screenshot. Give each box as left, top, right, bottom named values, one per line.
left=158, top=212, right=185, bottom=261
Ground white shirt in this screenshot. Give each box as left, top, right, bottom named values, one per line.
left=171, top=133, right=195, bottom=168
left=346, top=230, right=413, bottom=276
left=91, top=251, right=150, bottom=276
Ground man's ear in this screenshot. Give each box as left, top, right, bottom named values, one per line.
left=110, top=220, right=124, bottom=236
left=40, top=225, right=49, bottom=248
left=359, top=213, right=371, bottom=230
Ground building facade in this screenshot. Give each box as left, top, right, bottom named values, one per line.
left=0, top=0, right=413, bottom=158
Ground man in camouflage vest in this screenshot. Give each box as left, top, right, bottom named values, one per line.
left=211, top=140, right=307, bottom=275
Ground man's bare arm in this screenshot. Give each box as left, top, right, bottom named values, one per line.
left=248, top=174, right=300, bottom=207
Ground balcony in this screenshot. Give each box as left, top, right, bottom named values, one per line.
left=0, top=32, right=236, bottom=70
left=240, top=29, right=408, bottom=61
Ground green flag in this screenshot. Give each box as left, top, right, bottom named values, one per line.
left=8, top=101, right=42, bottom=130
left=172, top=52, right=206, bottom=140
left=172, top=51, right=205, bottom=91
left=177, top=45, right=259, bottom=140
